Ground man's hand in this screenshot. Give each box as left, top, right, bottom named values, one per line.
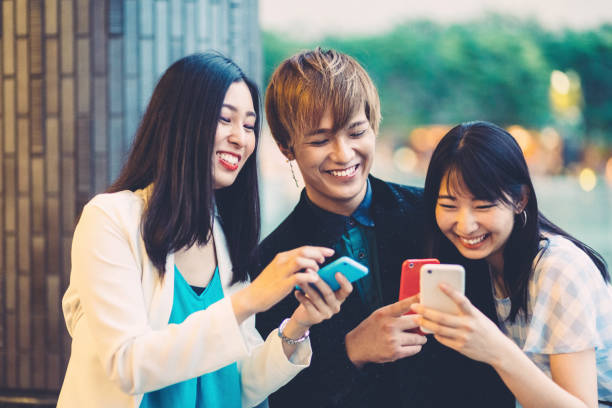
left=345, top=295, right=427, bottom=368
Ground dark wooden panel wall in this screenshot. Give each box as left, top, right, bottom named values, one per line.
left=0, top=0, right=261, bottom=394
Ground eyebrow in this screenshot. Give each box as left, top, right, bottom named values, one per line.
left=304, top=119, right=369, bottom=137
left=348, top=120, right=368, bottom=129
left=222, top=103, right=256, bottom=118
left=438, top=195, right=456, bottom=200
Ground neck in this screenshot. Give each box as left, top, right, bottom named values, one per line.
left=305, top=184, right=367, bottom=217
left=487, top=253, right=507, bottom=297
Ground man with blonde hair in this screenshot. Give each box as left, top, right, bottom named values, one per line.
left=254, top=48, right=513, bottom=407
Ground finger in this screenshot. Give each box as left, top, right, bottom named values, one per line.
left=439, top=283, right=473, bottom=315
left=398, top=331, right=428, bottom=347
left=418, top=306, right=464, bottom=329
left=294, top=246, right=335, bottom=264
left=302, top=281, right=336, bottom=318
left=293, top=257, right=321, bottom=274
left=334, top=273, right=353, bottom=302
left=387, top=295, right=420, bottom=317
left=293, top=270, right=319, bottom=289
left=396, top=314, right=421, bottom=331
left=419, top=316, right=463, bottom=339
left=395, top=344, right=424, bottom=359
left=295, top=290, right=321, bottom=318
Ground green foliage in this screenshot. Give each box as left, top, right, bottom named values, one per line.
left=263, top=17, right=612, bottom=144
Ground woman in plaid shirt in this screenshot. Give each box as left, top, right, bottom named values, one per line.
left=413, top=121, right=611, bottom=407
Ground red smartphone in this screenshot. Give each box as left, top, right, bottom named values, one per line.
left=399, top=258, right=440, bottom=335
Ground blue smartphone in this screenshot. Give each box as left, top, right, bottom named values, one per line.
left=296, top=256, right=369, bottom=292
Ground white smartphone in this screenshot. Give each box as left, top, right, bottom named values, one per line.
left=419, top=263, right=465, bottom=334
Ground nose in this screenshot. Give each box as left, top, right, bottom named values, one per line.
left=330, top=136, right=354, bottom=164
left=456, top=207, right=479, bottom=235
left=227, top=122, right=247, bottom=147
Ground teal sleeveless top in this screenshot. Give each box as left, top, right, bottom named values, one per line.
left=140, top=265, right=242, bottom=408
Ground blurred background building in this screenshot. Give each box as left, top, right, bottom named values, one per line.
left=1, top=0, right=612, bottom=405
left=0, top=0, right=260, bottom=405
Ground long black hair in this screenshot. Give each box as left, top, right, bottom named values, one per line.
left=424, top=121, right=609, bottom=322
left=108, top=52, right=261, bottom=283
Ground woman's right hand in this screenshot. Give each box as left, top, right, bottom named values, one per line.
left=231, top=246, right=334, bottom=324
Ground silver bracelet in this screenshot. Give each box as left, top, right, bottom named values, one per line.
left=277, top=318, right=310, bottom=345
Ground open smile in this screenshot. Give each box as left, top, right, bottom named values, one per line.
left=457, top=233, right=490, bottom=249
left=325, top=164, right=360, bottom=179
left=217, top=151, right=241, bottom=171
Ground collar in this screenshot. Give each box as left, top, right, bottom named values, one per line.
left=303, top=179, right=375, bottom=230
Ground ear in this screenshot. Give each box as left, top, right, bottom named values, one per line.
left=278, top=143, right=295, bottom=161
left=515, top=185, right=530, bottom=213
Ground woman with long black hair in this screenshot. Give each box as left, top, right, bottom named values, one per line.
left=413, top=121, right=611, bottom=407
left=58, top=53, right=352, bottom=407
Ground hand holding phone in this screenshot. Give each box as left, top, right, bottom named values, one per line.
left=419, top=264, right=465, bottom=333
left=296, top=256, right=368, bottom=292
left=399, top=259, right=439, bottom=335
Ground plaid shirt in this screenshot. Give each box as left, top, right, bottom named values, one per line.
left=495, top=234, right=612, bottom=406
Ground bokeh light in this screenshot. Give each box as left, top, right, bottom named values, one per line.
left=393, top=147, right=418, bottom=173
left=579, top=168, right=597, bottom=192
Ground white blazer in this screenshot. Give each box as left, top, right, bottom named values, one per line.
left=58, top=188, right=311, bottom=408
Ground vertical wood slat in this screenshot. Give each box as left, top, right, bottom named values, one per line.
left=16, top=38, right=29, bottom=114
left=76, top=38, right=90, bottom=114
left=76, top=0, right=89, bottom=35
left=155, top=1, right=169, bottom=77
left=3, top=1, right=15, bottom=75
left=60, top=0, right=74, bottom=74
left=45, top=38, right=59, bottom=115
left=17, top=119, right=30, bottom=194
left=4, top=157, right=16, bottom=233
left=92, top=0, right=106, bottom=75
left=31, top=78, right=44, bottom=153
left=3, top=79, right=16, bottom=154
left=16, top=0, right=29, bottom=36
left=44, top=0, right=59, bottom=35
left=30, top=0, right=44, bottom=75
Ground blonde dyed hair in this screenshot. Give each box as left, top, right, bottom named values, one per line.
left=265, top=47, right=381, bottom=149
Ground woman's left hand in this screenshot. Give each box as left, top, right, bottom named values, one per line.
left=279, top=273, right=352, bottom=354
left=411, top=283, right=513, bottom=365
left=292, top=272, right=353, bottom=327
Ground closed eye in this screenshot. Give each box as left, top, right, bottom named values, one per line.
left=475, top=204, right=496, bottom=209
left=308, top=139, right=329, bottom=146
left=350, top=129, right=367, bottom=137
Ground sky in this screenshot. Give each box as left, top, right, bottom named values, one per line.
left=259, top=0, right=612, bottom=39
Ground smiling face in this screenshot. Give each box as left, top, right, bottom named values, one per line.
left=289, top=107, right=375, bottom=216
left=435, top=172, right=524, bottom=272
left=212, top=81, right=257, bottom=189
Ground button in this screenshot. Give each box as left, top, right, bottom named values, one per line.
left=358, top=251, right=366, bottom=259
left=348, top=219, right=355, bottom=227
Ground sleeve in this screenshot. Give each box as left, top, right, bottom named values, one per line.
left=522, top=245, right=605, bottom=355
left=70, top=202, right=252, bottom=394
left=237, top=318, right=311, bottom=408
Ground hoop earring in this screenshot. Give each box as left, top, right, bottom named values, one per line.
left=520, top=210, right=527, bottom=228
left=288, top=159, right=299, bottom=188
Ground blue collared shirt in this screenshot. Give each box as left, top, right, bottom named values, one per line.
left=305, top=180, right=383, bottom=311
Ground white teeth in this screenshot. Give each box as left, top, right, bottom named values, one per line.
left=218, top=152, right=238, bottom=165
left=329, top=165, right=357, bottom=177
left=460, top=235, right=487, bottom=245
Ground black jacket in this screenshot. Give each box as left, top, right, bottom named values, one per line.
left=254, top=176, right=514, bottom=408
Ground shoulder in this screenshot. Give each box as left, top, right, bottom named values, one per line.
left=531, top=234, right=605, bottom=295
left=77, top=190, right=146, bottom=235
left=370, top=176, right=423, bottom=207
left=369, top=176, right=424, bottom=222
